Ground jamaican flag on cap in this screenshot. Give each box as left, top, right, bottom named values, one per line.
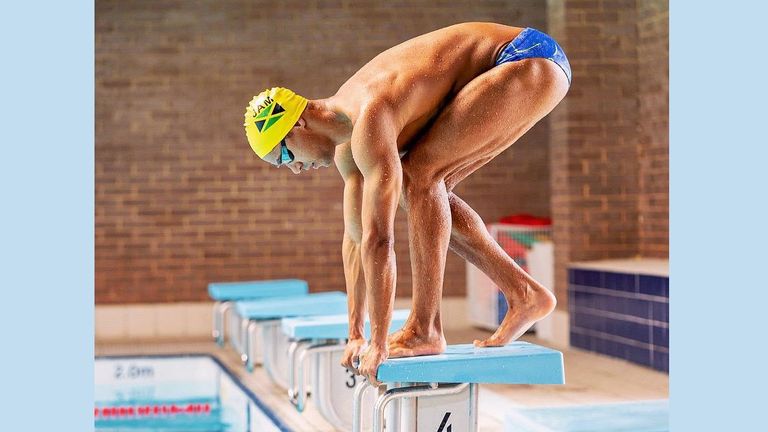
left=244, top=87, right=308, bottom=158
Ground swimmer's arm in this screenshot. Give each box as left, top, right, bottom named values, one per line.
left=341, top=173, right=366, bottom=341
left=352, top=104, right=402, bottom=351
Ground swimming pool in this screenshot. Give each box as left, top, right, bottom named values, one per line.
left=504, top=399, right=669, bottom=432
left=95, top=354, right=291, bottom=431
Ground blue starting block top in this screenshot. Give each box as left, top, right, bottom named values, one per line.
left=281, top=309, right=411, bottom=340
left=235, top=291, right=347, bottom=320
left=504, top=399, right=668, bottom=432
left=207, top=279, right=308, bottom=301
left=376, top=342, right=564, bottom=385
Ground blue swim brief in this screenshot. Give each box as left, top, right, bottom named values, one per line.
left=495, top=27, right=572, bottom=84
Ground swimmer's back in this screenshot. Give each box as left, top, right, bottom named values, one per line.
left=333, top=22, right=523, bottom=149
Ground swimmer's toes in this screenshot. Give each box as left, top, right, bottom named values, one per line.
left=474, top=334, right=508, bottom=348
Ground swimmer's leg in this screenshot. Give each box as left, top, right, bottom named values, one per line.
left=447, top=193, right=555, bottom=347
left=390, top=58, right=568, bottom=355
left=388, top=178, right=451, bottom=358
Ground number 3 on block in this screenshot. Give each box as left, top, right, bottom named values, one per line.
left=345, top=368, right=356, bottom=388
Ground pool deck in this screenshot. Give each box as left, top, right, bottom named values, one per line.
left=97, top=325, right=668, bottom=431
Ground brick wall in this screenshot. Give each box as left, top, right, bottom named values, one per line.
left=547, top=0, right=572, bottom=309
left=96, top=0, right=550, bottom=304
left=548, top=0, right=668, bottom=308
left=637, top=0, right=669, bottom=257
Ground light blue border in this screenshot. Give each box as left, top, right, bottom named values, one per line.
left=671, top=1, right=768, bottom=430
left=1, top=1, right=94, bottom=430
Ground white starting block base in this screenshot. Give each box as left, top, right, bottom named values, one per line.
left=208, top=279, right=309, bottom=347
left=212, top=301, right=232, bottom=346
left=354, top=381, right=477, bottom=432
left=280, top=339, right=381, bottom=431
left=231, top=310, right=265, bottom=366
left=312, top=344, right=378, bottom=431
left=352, top=342, right=564, bottom=432
left=258, top=320, right=311, bottom=389
left=281, top=310, right=411, bottom=431
left=408, top=383, right=476, bottom=431
left=235, top=292, right=348, bottom=369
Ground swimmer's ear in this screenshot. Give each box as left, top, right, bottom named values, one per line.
left=295, top=117, right=306, bottom=128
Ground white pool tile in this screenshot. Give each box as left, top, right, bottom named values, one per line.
left=95, top=306, right=128, bottom=341
left=155, top=303, right=187, bottom=338
left=183, top=302, right=213, bottom=338
left=126, top=306, right=156, bottom=339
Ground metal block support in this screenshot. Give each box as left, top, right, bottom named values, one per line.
left=211, top=301, right=233, bottom=346
left=354, top=381, right=477, bottom=432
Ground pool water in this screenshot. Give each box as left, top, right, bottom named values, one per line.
left=504, top=399, right=669, bottom=432
left=95, top=354, right=290, bottom=432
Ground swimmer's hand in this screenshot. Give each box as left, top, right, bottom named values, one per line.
left=358, top=343, right=388, bottom=387
left=341, top=337, right=367, bottom=373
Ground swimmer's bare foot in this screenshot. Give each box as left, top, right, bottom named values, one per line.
left=474, top=280, right=556, bottom=348
left=387, top=323, right=447, bottom=358
left=387, top=327, right=405, bottom=346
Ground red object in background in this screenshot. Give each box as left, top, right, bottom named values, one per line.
left=499, top=213, right=552, bottom=226
left=500, top=236, right=527, bottom=258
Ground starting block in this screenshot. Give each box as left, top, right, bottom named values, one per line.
left=207, top=279, right=308, bottom=348
left=234, top=292, right=348, bottom=377
left=353, top=342, right=564, bottom=432
left=281, top=309, right=410, bottom=431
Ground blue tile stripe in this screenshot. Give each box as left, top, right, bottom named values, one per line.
left=570, top=269, right=603, bottom=287
left=639, top=275, right=669, bottom=297
left=570, top=328, right=652, bottom=368
left=573, top=291, right=659, bottom=321
left=570, top=327, right=669, bottom=372
left=572, top=294, right=668, bottom=327
left=573, top=310, right=652, bottom=344
left=569, top=306, right=668, bottom=353
left=604, top=272, right=637, bottom=293
left=653, top=351, right=669, bottom=373
left=572, top=327, right=661, bottom=354
left=570, top=283, right=668, bottom=303
left=570, top=269, right=669, bottom=298
left=651, top=300, right=669, bottom=323
left=569, top=268, right=669, bottom=373
left=653, top=325, right=669, bottom=348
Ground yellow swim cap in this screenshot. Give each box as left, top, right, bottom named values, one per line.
left=244, top=87, right=308, bottom=158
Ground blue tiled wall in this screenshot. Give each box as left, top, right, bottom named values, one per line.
left=569, top=268, right=669, bottom=373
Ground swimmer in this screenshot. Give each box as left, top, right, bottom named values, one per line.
left=243, top=23, right=570, bottom=386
